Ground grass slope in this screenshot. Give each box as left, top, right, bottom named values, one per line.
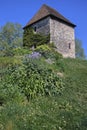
left=0, top=55, right=87, bottom=130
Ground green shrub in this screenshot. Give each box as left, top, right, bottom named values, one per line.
left=35, top=44, right=51, bottom=51
left=13, top=47, right=32, bottom=56
left=0, top=79, right=26, bottom=105
left=0, top=58, right=87, bottom=130
left=0, top=47, right=31, bottom=57
left=23, top=27, right=50, bottom=48
left=24, top=58, right=64, bottom=99
left=0, top=57, right=22, bottom=76
left=35, top=44, right=62, bottom=60
left=2, top=47, right=14, bottom=57
left=0, top=58, right=64, bottom=101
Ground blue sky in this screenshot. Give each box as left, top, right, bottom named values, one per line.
left=0, top=0, right=87, bottom=57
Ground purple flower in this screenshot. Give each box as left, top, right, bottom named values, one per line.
left=27, top=52, right=41, bottom=59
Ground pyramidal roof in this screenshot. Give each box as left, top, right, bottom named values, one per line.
left=24, top=4, right=76, bottom=28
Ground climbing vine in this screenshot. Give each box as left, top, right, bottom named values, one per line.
left=23, top=27, right=50, bottom=48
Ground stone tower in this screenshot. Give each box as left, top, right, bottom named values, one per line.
left=23, top=4, right=76, bottom=58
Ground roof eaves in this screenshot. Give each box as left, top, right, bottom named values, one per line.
left=23, top=15, right=76, bottom=29
left=50, top=14, right=76, bottom=27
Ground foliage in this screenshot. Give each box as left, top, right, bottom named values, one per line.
left=0, top=56, right=22, bottom=68
left=0, top=58, right=87, bottom=130
left=0, top=22, right=23, bottom=49
left=35, top=44, right=62, bottom=60
left=0, top=56, right=23, bottom=81
left=23, top=27, right=50, bottom=48
left=0, top=22, right=23, bottom=57
left=0, top=47, right=32, bottom=57
left=0, top=58, right=64, bottom=102
left=0, top=46, right=87, bottom=130
left=0, top=83, right=26, bottom=105
left=1, top=94, right=87, bottom=130
left=23, top=28, right=34, bottom=47
left=35, top=44, right=64, bottom=71
left=13, top=47, right=32, bottom=56
left=75, top=38, right=86, bottom=59
left=0, top=102, right=30, bottom=130
left=35, top=44, right=51, bottom=51
left=2, top=47, right=15, bottom=57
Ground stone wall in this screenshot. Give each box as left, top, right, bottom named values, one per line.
left=30, top=16, right=75, bottom=58
left=31, top=17, right=50, bottom=35
left=50, top=18, right=75, bottom=58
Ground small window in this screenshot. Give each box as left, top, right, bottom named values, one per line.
left=69, top=43, right=71, bottom=49
left=34, top=27, right=37, bottom=32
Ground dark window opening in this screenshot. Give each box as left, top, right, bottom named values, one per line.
left=69, top=43, right=71, bottom=49
left=34, top=27, right=37, bottom=32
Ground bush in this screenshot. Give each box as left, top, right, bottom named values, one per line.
left=35, top=44, right=62, bottom=60
left=2, top=47, right=14, bottom=57
left=23, top=27, right=50, bottom=48
left=0, top=47, right=31, bottom=57
left=0, top=57, right=22, bottom=71
left=0, top=79, right=26, bottom=105
left=0, top=58, right=64, bottom=101
left=13, top=47, right=32, bottom=56
left=1, top=57, right=87, bottom=130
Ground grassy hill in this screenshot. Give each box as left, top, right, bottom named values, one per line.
left=0, top=46, right=87, bottom=130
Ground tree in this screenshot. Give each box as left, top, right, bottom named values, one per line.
left=75, top=38, right=86, bottom=59
left=0, top=22, right=23, bottom=50
left=23, top=28, right=34, bottom=47
left=23, top=27, right=50, bottom=48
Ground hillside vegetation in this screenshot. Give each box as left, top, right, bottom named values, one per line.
left=0, top=45, right=87, bottom=130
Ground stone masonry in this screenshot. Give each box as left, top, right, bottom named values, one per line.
left=30, top=17, right=75, bottom=58
left=50, top=18, right=75, bottom=58
left=31, top=17, right=50, bottom=35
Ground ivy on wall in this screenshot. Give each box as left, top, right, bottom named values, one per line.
left=23, top=27, right=50, bottom=48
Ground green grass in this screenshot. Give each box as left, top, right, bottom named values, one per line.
left=0, top=56, right=22, bottom=78
left=0, top=55, right=87, bottom=130
left=64, top=58, right=87, bottom=104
